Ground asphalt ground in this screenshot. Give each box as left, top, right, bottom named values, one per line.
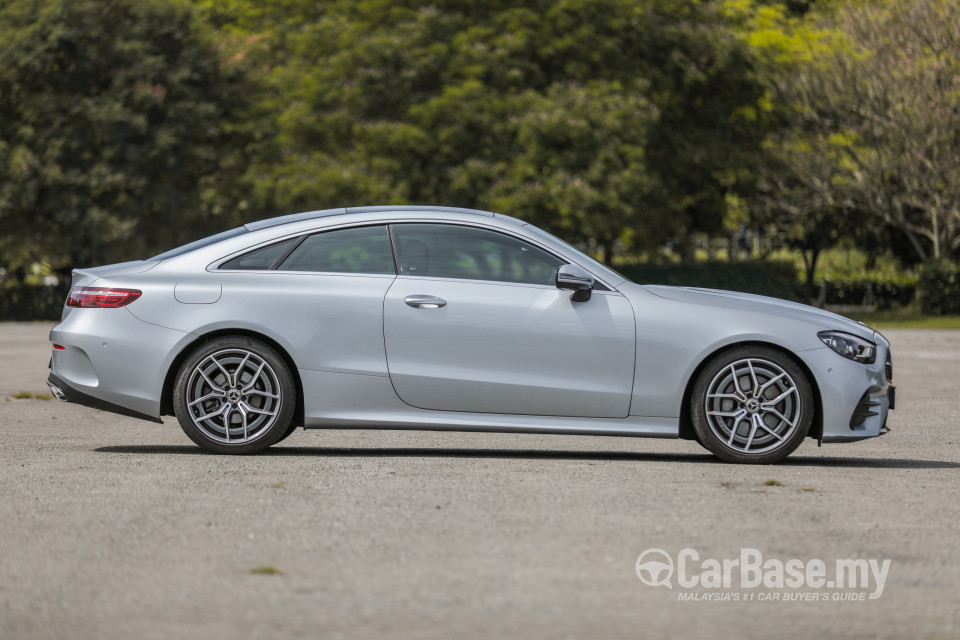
left=1, top=322, right=958, bottom=639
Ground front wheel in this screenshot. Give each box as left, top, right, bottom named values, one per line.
left=173, top=336, right=297, bottom=454
left=691, top=346, right=813, bottom=464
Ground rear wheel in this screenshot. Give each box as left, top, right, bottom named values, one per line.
left=173, top=336, right=296, bottom=454
left=691, top=346, right=813, bottom=464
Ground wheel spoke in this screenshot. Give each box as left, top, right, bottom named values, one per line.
left=188, top=391, right=221, bottom=407
left=729, top=365, right=748, bottom=400
left=241, top=362, right=266, bottom=393
left=238, top=404, right=249, bottom=440
left=744, top=414, right=762, bottom=450
left=233, top=352, right=251, bottom=387
left=208, top=356, right=232, bottom=384
left=198, top=369, right=224, bottom=393
left=728, top=413, right=747, bottom=445
left=758, top=372, right=786, bottom=395
left=708, top=409, right=745, bottom=418
left=747, top=361, right=761, bottom=398
left=762, top=386, right=797, bottom=408
left=755, top=419, right=786, bottom=441
left=222, top=405, right=232, bottom=442
left=239, top=400, right=276, bottom=417
left=194, top=403, right=229, bottom=423
left=764, top=407, right=797, bottom=429
left=245, top=389, right=279, bottom=400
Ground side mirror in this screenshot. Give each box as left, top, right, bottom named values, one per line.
left=556, top=264, right=594, bottom=302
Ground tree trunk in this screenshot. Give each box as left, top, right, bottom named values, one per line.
left=801, top=247, right=821, bottom=303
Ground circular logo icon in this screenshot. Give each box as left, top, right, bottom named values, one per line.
left=636, top=548, right=674, bottom=589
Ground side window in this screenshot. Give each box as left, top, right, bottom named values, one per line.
left=391, top=224, right=565, bottom=286
left=277, top=225, right=395, bottom=275
left=220, top=238, right=296, bottom=270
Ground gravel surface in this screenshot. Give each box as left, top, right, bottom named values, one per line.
left=1, top=322, right=958, bottom=639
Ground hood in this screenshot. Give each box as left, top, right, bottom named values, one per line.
left=642, top=285, right=878, bottom=342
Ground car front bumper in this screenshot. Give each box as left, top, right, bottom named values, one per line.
left=799, top=341, right=894, bottom=443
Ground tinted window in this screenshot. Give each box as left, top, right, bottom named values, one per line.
left=220, top=239, right=296, bottom=270
left=392, top=224, right=564, bottom=285
left=277, top=225, right=394, bottom=274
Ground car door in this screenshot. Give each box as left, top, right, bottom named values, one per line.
left=383, top=223, right=636, bottom=418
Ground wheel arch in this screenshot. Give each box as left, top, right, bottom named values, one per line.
left=160, top=328, right=305, bottom=429
left=677, top=340, right=823, bottom=441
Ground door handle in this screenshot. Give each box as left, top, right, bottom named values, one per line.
left=404, top=295, right=447, bottom=309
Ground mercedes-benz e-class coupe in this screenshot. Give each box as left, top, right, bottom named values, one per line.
left=46, top=205, right=895, bottom=463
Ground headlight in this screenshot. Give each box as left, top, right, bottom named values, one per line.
left=818, top=331, right=876, bottom=364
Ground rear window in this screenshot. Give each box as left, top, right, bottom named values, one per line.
left=220, top=239, right=297, bottom=270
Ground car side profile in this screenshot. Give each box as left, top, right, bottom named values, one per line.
left=46, top=205, right=895, bottom=464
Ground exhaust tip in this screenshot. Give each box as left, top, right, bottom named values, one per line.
left=47, top=381, right=68, bottom=402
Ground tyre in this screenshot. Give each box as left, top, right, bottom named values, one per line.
left=173, top=336, right=296, bottom=454
left=691, top=346, right=813, bottom=464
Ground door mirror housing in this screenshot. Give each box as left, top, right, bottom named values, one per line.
left=556, top=264, right=594, bottom=302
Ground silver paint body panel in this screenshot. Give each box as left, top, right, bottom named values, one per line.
left=49, top=206, right=893, bottom=442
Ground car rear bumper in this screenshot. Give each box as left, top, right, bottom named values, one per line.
left=49, top=307, right=192, bottom=422
left=46, top=372, right=162, bottom=423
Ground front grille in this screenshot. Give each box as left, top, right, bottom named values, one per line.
left=885, top=362, right=893, bottom=382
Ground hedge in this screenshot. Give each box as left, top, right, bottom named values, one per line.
left=0, top=282, right=71, bottom=321
left=616, top=260, right=800, bottom=301
left=811, top=272, right=917, bottom=310
left=917, top=261, right=960, bottom=315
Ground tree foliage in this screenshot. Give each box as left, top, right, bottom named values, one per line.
left=0, top=0, right=246, bottom=275
left=756, top=0, right=960, bottom=266
left=226, top=0, right=771, bottom=260
left=2, top=0, right=959, bottom=284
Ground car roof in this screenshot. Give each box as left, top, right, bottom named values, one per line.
left=243, top=205, right=497, bottom=232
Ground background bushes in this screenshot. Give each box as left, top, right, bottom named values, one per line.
left=0, top=282, right=70, bottom=321
left=616, top=260, right=800, bottom=300
left=812, top=271, right=918, bottom=310
left=917, top=261, right=960, bottom=315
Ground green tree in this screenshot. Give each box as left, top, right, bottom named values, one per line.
left=217, top=0, right=772, bottom=262
left=0, top=0, right=247, bottom=278
left=758, top=0, right=960, bottom=267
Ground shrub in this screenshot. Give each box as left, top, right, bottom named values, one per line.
left=616, top=260, right=799, bottom=300
left=812, top=271, right=917, bottom=310
left=0, top=282, right=70, bottom=321
left=917, top=261, right=960, bottom=315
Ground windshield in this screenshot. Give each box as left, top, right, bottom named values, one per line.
left=149, top=227, right=249, bottom=261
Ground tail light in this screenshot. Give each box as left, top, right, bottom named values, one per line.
left=66, top=287, right=142, bottom=308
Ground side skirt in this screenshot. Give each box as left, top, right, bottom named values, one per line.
left=299, top=369, right=678, bottom=439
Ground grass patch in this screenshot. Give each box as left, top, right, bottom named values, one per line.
left=763, top=479, right=784, bottom=487
left=267, top=482, right=286, bottom=489
left=800, top=487, right=816, bottom=493
left=249, top=565, right=285, bottom=576
left=844, top=309, right=960, bottom=330
left=9, top=391, right=53, bottom=400
left=719, top=481, right=733, bottom=487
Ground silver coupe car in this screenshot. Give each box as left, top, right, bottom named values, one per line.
left=46, top=205, right=895, bottom=463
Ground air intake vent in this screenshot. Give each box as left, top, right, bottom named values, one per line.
left=885, top=351, right=893, bottom=382
left=850, top=390, right=881, bottom=429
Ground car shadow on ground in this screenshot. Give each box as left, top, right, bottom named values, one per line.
left=93, top=445, right=960, bottom=469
